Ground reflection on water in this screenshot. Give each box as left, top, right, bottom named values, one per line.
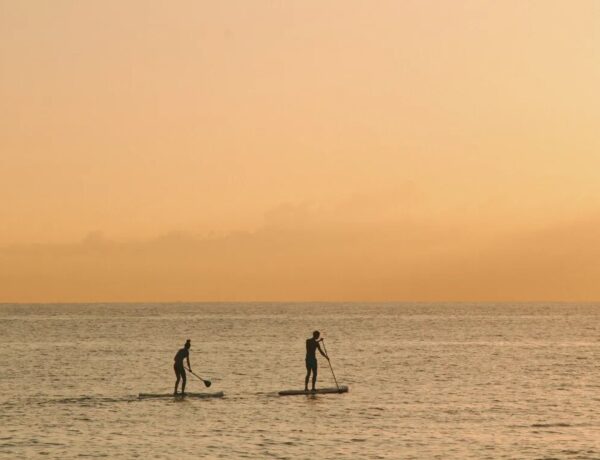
left=1, top=302, right=600, bottom=459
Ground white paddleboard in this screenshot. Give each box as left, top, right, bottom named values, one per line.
left=278, top=385, right=349, bottom=396
left=138, top=391, right=224, bottom=399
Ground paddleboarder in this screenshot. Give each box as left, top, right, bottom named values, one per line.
left=174, top=339, right=192, bottom=395
left=305, top=330, right=329, bottom=392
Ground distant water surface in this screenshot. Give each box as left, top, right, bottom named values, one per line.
left=2, top=302, right=600, bottom=459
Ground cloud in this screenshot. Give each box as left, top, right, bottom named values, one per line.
left=1, top=204, right=599, bottom=302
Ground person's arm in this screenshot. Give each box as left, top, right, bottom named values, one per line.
left=317, top=342, right=329, bottom=360
left=187, top=353, right=191, bottom=371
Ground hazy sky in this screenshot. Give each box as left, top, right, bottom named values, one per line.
left=1, top=1, right=599, bottom=301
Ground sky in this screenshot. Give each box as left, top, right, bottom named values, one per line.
left=1, top=0, right=599, bottom=302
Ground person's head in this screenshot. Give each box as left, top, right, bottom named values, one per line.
left=312, top=330, right=320, bottom=340
left=185, top=339, right=191, bottom=349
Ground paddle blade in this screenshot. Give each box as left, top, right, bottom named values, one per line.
left=204, top=380, right=212, bottom=388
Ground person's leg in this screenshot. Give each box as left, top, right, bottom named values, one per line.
left=305, top=359, right=311, bottom=391
left=305, top=371, right=312, bottom=391
left=311, top=362, right=318, bottom=390
left=181, top=369, right=187, bottom=394
left=174, top=364, right=181, bottom=395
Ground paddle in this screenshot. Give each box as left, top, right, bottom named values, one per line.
left=186, top=367, right=212, bottom=387
left=321, top=339, right=340, bottom=391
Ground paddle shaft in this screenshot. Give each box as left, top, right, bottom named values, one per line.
left=321, top=340, right=340, bottom=390
left=185, top=367, right=211, bottom=387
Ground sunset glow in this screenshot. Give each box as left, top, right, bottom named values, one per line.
left=2, top=1, right=599, bottom=301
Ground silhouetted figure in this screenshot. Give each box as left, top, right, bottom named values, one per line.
left=305, top=330, right=329, bottom=391
left=174, top=339, right=192, bottom=395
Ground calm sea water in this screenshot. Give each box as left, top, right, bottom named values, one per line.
left=1, top=303, right=600, bottom=459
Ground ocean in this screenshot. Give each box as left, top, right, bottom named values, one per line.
left=1, top=302, right=600, bottom=459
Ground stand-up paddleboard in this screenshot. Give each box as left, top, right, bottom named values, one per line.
left=138, top=391, right=224, bottom=399
left=278, top=386, right=349, bottom=396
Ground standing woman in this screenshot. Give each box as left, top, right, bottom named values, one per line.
left=174, top=339, right=192, bottom=395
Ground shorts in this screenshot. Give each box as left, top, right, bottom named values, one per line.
left=305, top=356, right=317, bottom=373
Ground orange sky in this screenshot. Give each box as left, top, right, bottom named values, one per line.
left=1, top=1, right=599, bottom=302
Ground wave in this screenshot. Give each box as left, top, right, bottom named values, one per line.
left=530, top=422, right=572, bottom=428
left=36, top=395, right=137, bottom=405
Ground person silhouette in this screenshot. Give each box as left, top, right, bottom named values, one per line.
left=305, top=331, right=329, bottom=391
left=174, top=339, right=192, bottom=395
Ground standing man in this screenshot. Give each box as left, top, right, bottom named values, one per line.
left=305, top=330, right=329, bottom=392
left=174, top=339, right=192, bottom=395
